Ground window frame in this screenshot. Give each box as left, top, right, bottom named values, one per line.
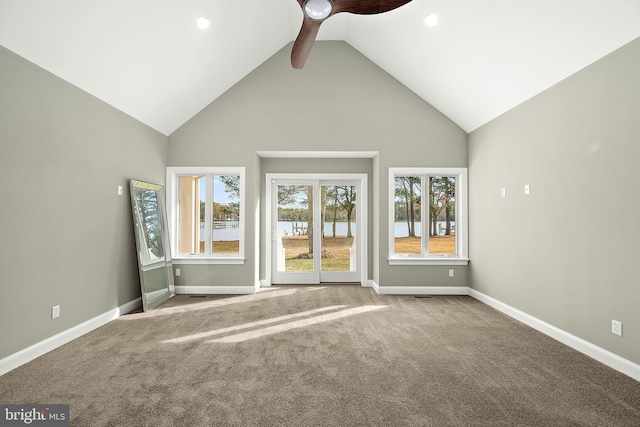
left=388, top=167, right=469, bottom=265
left=166, top=167, right=246, bottom=265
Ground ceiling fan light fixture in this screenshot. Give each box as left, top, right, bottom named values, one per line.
left=424, top=13, right=438, bottom=27
left=196, top=16, right=210, bottom=29
left=303, top=0, right=334, bottom=21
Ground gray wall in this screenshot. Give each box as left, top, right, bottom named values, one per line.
left=168, top=41, right=468, bottom=289
left=0, top=47, right=168, bottom=359
left=469, top=37, right=640, bottom=365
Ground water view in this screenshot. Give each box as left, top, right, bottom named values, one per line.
left=277, top=221, right=454, bottom=237
left=200, top=220, right=455, bottom=241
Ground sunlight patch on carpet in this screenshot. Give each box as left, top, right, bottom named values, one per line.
left=161, top=305, right=347, bottom=344
left=208, top=305, right=387, bottom=343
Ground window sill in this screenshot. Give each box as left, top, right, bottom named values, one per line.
left=387, top=257, right=469, bottom=266
left=172, top=257, right=246, bottom=265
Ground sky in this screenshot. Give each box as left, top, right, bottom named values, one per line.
left=198, top=176, right=232, bottom=205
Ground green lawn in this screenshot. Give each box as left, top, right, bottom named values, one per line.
left=282, top=236, right=353, bottom=272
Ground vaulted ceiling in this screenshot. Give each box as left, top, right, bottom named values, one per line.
left=1, top=0, right=639, bottom=136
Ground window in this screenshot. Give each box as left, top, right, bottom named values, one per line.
left=167, top=167, right=245, bottom=264
left=388, top=168, right=468, bottom=265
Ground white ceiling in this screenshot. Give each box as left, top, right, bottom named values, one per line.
left=1, top=0, right=639, bottom=136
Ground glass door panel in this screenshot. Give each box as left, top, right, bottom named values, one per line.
left=272, top=183, right=318, bottom=283
left=321, top=185, right=357, bottom=275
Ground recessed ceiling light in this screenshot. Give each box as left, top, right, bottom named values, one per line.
left=425, top=13, right=438, bottom=27
left=197, top=16, right=210, bottom=30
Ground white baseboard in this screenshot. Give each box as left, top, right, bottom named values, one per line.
left=374, top=284, right=470, bottom=296
left=0, top=297, right=141, bottom=377
left=469, top=288, right=640, bottom=382
left=118, top=297, right=142, bottom=315
left=175, top=285, right=258, bottom=295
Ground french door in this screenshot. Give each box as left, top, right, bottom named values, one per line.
left=269, top=174, right=365, bottom=284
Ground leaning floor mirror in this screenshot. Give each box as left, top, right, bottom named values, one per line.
left=129, top=179, right=175, bottom=311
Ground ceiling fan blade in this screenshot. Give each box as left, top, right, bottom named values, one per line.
left=333, top=0, right=412, bottom=15
left=290, top=0, right=412, bottom=68
left=291, top=17, right=323, bottom=69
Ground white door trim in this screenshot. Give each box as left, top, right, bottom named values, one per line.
left=265, top=173, right=367, bottom=286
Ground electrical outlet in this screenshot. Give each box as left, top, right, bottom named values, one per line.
left=51, top=305, right=60, bottom=319
left=448, top=269, right=454, bottom=277
left=175, top=268, right=181, bottom=277
left=501, top=188, right=506, bottom=198
left=117, top=185, right=123, bottom=196
left=612, top=320, right=622, bottom=336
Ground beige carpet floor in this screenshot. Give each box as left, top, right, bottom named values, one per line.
left=1, top=285, right=639, bottom=426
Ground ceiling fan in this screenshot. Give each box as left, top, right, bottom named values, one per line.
left=291, top=0, right=413, bottom=69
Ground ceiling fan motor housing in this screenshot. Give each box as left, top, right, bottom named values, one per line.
left=304, top=0, right=335, bottom=21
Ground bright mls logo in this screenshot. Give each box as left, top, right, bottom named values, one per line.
left=0, top=405, right=69, bottom=426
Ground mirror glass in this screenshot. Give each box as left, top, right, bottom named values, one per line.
left=129, top=179, right=175, bottom=311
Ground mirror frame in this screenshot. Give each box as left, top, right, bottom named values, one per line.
left=129, top=179, right=175, bottom=311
